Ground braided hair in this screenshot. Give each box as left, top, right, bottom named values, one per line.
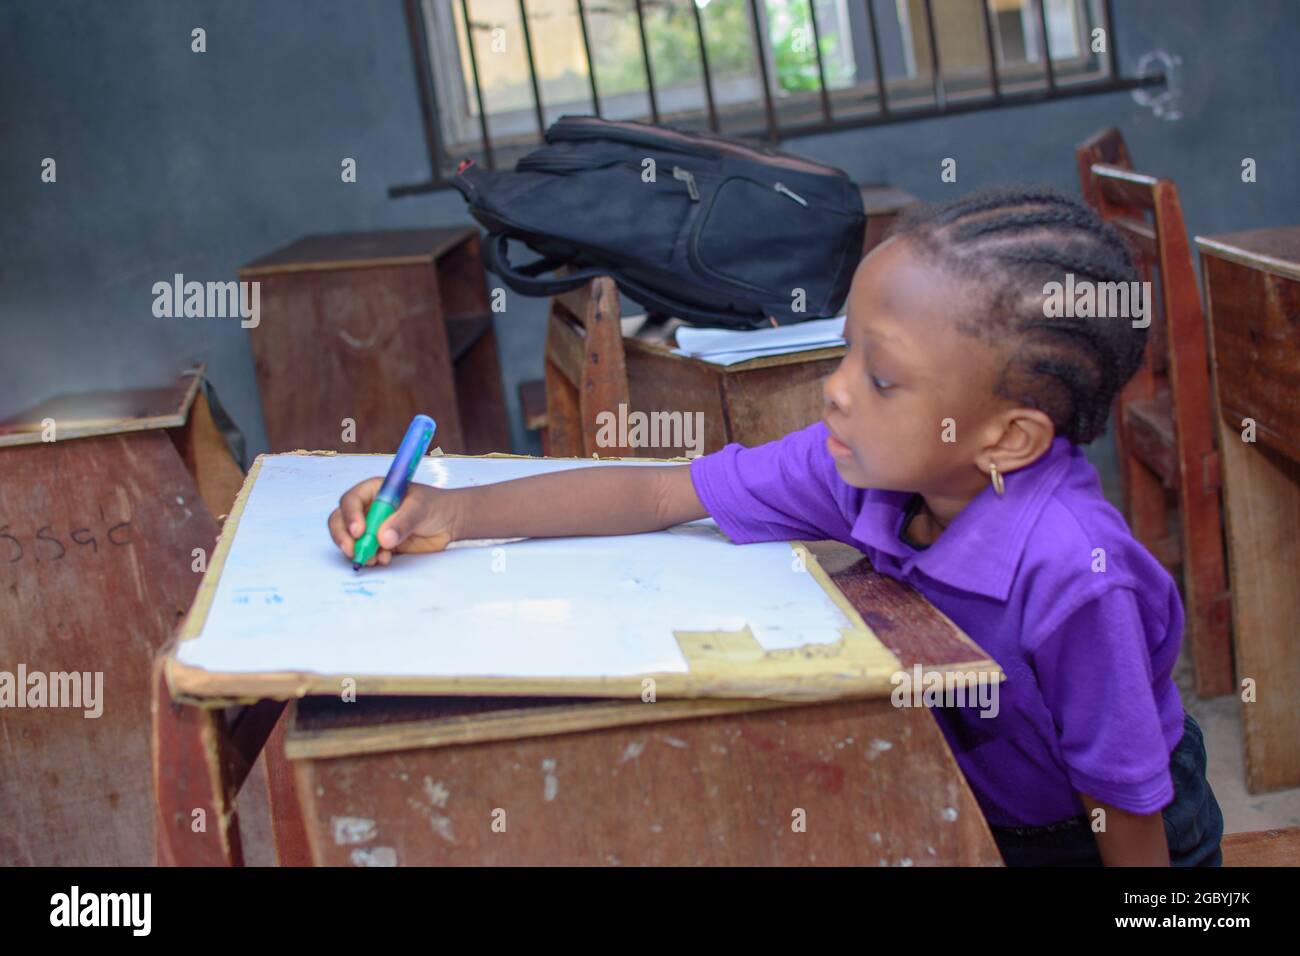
left=887, top=185, right=1146, bottom=445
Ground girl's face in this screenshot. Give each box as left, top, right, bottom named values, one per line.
left=822, top=237, right=1010, bottom=495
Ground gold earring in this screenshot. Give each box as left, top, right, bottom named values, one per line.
left=989, top=461, right=1005, bottom=496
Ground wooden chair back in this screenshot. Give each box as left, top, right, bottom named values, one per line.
left=542, top=271, right=632, bottom=457
left=1076, top=127, right=1233, bottom=697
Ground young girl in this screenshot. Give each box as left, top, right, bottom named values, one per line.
left=328, top=186, right=1223, bottom=867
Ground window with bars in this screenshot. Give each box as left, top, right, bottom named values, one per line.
left=396, top=0, right=1149, bottom=195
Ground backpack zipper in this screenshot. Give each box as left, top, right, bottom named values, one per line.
left=672, top=165, right=700, bottom=201
left=516, top=153, right=642, bottom=175
left=774, top=182, right=808, bottom=206
left=686, top=175, right=862, bottom=303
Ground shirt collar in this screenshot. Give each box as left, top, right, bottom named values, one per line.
left=849, top=437, right=1078, bottom=601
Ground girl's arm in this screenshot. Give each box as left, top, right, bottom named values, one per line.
left=450, top=463, right=708, bottom=539
left=329, top=464, right=709, bottom=565
left=1079, top=793, right=1170, bottom=866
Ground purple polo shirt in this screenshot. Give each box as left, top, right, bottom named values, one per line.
left=689, top=420, right=1186, bottom=827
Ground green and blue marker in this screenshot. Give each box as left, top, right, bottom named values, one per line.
left=352, top=414, right=437, bottom=570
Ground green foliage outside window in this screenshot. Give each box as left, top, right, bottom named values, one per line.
left=591, top=0, right=852, bottom=97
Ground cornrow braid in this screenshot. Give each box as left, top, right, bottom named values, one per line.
left=930, top=186, right=1081, bottom=225
left=888, top=185, right=1147, bottom=445
left=953, top=206, right=1102, bottom=241
left=997, top=246, right=1135, bottom=283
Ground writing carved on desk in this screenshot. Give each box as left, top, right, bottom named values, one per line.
left=0, top=520, right=133, bottom=565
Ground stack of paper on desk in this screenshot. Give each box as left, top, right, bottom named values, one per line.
left=672, top=315, right=846, bottom=366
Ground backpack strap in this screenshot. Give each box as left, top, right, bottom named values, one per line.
left=481, top=233, right=607, bottom=296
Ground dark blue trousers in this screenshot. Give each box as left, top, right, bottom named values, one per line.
left=990, top=712, right=1224, bottom=867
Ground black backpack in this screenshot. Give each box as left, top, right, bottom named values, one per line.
left=451, top=115, right=866, bottom=330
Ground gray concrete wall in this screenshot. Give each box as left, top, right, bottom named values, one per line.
left=3, top=0, right=1296, bottom=462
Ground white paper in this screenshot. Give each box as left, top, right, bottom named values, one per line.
left=673, top=315, right=846, bottom=366
left=177, top=455, right=854, bottom=679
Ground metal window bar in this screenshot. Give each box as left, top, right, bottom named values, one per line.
left=459, top=0, right=495, bottom=170
left=920, top=0, right=945, bottom=110
left=747, top=0, right=779, bottom=141
left=1103, top=0, right=1117, bottom=76
left=979, top=0, right=1002, bottom=101
left=392, top=0, right=1154, bottom=196
left=574, top=0, right=602, bottom=117
left=516, top=0, right=548, bottom=137
left=1036, top=0, right=1057, bottom=92
left=633, top=0, right=659, bottom=124
left=688, top=0, right=720, bottom=131
left=805, top=0, right=833, bottom=123
left=864, top=0, right=890, bottom=116
left=403, top=0, right=447, bottom=182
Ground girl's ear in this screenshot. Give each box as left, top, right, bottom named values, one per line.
left=982, top=409, right=1055, bottom=476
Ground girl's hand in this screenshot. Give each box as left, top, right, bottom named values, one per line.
left=327, top=479, right=458, bottom=567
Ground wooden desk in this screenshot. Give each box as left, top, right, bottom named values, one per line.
left=0, top=366, right=244, bottom=521
left=153, top=540, right=1005, bottom=865
left=275, top=542, right=1002, bottom=866
left=621, top=336, right=846, bottom=456
left=241, top=228, right=510, bottom=456
left=1196, top=227, right=1300, bottom=792
left=0, top=369, right=238, bottom=864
